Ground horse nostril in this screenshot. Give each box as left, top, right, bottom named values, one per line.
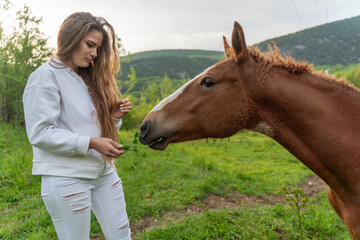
left=141, top=121, right=148, bottom=131
left=140, top=120, right=150, bottom=140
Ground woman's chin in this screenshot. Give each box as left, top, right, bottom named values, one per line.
left=82, top=63, right=91, bottom=68
left=78, top=61, right=91, bottom=68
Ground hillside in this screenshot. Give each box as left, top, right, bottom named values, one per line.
left=119, top=50, right=224, bottom=81
left=255, top=15, right=360, bottom=66
left=119, top=15, right=360, bottom=83
left=122, top=49, right=224, bottom=61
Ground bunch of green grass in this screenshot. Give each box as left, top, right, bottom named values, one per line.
left=0, top=123, right=55, bottom=239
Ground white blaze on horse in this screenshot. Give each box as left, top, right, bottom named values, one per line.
left=139, top=22, right=360, bottom=239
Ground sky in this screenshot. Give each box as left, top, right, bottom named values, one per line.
left=4, top=0, right=360, bottom=54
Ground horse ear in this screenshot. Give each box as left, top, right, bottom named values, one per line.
left=223, top=36, right=234, bottom=59
left=231, top=21, right=248, bottom=63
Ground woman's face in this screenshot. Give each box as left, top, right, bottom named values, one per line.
left=67, top=30, right=103, bottom=72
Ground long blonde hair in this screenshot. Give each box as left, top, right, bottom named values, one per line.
left=57, top=12, right=120, bottom=158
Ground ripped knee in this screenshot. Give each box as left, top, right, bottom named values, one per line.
left=118, top=222, right=129, bottom=230
left=116, top=219, right=130, bottom=234
left=113, top=220, right=131, bottom=239
left=63, top=191, right=91, bottom=213
left=63, top=191, right=85, bottom=199
left=112, top=179, right=121, bottom=186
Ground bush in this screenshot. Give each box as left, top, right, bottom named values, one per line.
left=0, top=1, right=52, bottom=125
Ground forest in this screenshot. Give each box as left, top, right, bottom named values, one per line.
left=255, top=15, right=360, bottom=66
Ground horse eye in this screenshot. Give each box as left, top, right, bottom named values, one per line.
left=200, top=78, right=215, bottom=88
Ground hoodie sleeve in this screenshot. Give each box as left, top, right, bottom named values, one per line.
left=23, top=70, right=90, bottom=156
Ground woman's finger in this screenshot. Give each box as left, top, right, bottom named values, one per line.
left=109, top=147, right=122, bottom=157
left=120, top=98, right=129, bottom=103
left=120, top=106, right=131, bottom=111
left=120, top=102, right=131, bottom=107
left=120, top=105, right=131, bottom=111
left=112, top=150, right=126, bottom=158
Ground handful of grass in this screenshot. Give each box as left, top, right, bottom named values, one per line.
left=120, top=132, right=139, bottom=153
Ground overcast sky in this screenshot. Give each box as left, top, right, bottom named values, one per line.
left=5, top=0, right=360, bottom=54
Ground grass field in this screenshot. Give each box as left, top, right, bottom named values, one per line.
left=0, top=122, right=350, bottom=239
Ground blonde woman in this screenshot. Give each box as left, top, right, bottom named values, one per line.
left=23, top=12, right=131, bottom=240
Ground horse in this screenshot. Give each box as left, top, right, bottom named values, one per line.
left=139, top=22, right=360, bottom=239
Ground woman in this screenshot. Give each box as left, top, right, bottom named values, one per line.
left=23, top=12, right=131, bottom=240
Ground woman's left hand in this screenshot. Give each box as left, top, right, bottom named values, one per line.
left=111, top=98, right=132, bottom=119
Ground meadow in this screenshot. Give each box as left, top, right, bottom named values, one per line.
left=0, top=122, right=350, bottom=239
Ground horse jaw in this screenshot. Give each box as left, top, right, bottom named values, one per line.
left=251, top=122, right=274, bottom=138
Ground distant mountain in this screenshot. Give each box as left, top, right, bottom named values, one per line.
left=255, top=15, right=360, bottom=66
left=119, top=50, right=224, bottom=81
left=119, top=15, right=360, bottom=82
left=123, top=49, right=224, bottom=61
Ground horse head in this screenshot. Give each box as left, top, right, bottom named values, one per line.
left=139, top=22, right=257, bottom=150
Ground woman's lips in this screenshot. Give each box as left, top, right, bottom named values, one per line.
left=86, top=58, right=94, bottom=67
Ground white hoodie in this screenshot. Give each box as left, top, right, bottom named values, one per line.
left=23, top=59, right=122, bottom=179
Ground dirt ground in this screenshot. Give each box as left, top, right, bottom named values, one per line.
left=130, top=175, right=328, bottom=234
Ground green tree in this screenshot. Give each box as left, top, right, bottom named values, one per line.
left=123, top=67, right=137, bottom=95
left=0, top=1, right=52, bottom=124
left=116, top=35, right=127, bottom=56
left=147, top=83, right=159, bottom=105
left=334, top=63, right=360, bottom=88
left=160, top=72, right=174, bottom=99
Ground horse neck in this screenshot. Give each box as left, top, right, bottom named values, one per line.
left=250, top=68, right=360, bottom=193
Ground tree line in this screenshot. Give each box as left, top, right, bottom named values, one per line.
left=255, top=15, right=360, bottom=66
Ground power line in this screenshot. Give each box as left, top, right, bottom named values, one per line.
left=325, top=0, right=329, bottom=22
left=291, top=0, right=303, bottom=28
left=314, top=0, right=320, bottom=24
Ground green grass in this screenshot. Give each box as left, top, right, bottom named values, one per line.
left=0, top=122, right=350, bottom=239
left=118, top=131, right=312, bottom=221
left=137, top=191, right=348, bottom=240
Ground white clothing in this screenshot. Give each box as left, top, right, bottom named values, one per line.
left=41, top=170, right=131, bottom=240
left=23, top=59, right=122, bottom=179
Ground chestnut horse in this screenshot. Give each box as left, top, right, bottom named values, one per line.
left=139, top=22, right=360, bottom=238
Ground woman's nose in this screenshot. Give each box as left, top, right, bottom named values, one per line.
left=90, top=49, right=97, bottom=58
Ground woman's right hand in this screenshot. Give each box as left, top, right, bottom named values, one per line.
left=89, top=137, right=125, bottom=158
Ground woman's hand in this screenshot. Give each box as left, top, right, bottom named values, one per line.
left=111, top=98, right=132, bottom=119
left=89, top=137, right=125, bottom=158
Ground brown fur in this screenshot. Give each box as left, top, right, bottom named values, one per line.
left=249, top=45, right=312, bottom=74
left=247, top=44, right=360, bottom=95
left=140, top=21, right=360, bottom=239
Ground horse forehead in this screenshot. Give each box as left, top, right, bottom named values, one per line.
left=150, top=66, right=214, bottom=113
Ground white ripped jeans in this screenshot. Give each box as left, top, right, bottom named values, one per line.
left=41, top=171, right=131, bottom=240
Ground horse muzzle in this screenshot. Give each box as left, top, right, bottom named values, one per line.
left=139, top=120, right=170, bottom=151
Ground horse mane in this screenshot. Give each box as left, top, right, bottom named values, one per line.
left=248, top=45, right=312, bottom=74
left=247, top=44, right=360, bottom=94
